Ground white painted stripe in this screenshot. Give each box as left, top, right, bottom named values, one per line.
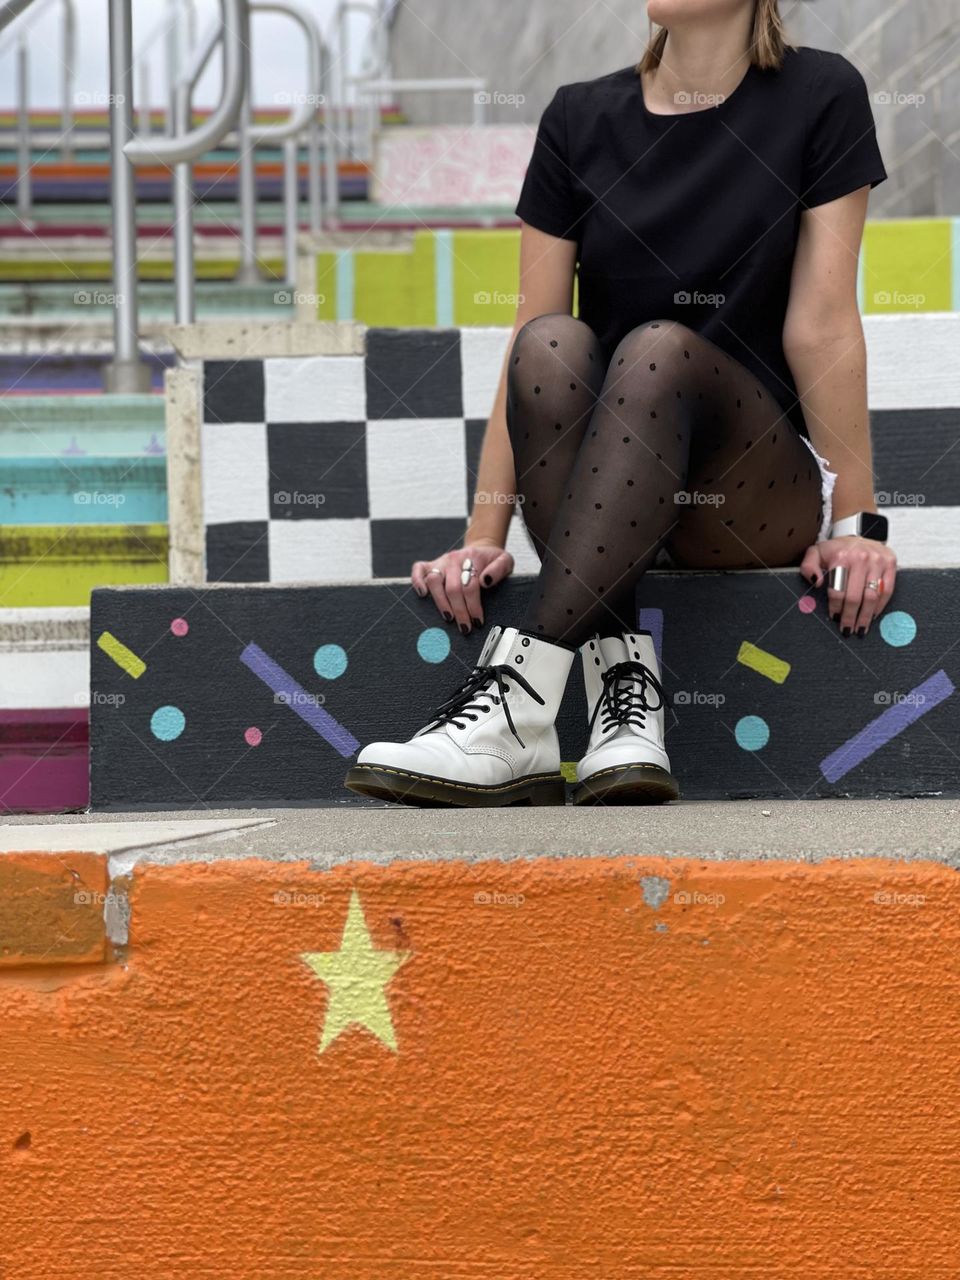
left=864, top=313, right=960, bottom=409
left=0, top=649, right=89, bottom=709
left=880, top=506, right=960, bottom=567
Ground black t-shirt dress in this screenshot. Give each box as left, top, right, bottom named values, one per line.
left=514, top=46, right=888, bottom=441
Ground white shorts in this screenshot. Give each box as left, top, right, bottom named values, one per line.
left=800, top=433, right=839, bottom=544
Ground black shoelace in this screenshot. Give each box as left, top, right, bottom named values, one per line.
left=588, top=660, right=670, bottom=737
left=421, top=662, right=546, bottom=749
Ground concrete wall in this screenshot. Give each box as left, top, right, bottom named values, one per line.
left=385, top=0, right=960, bottom=215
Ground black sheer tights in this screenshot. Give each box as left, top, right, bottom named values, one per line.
left=505, top=314, right=824, bottom=647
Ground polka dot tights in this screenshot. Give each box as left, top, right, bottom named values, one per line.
left=505, top=314, right=824, bottom=647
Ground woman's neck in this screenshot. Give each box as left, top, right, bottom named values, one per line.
left=643, top=15, right=754, bottom=113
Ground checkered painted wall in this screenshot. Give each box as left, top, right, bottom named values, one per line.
left=199, top=317, right=960, bottom=583
left=201, top=329, right=541, bottom=583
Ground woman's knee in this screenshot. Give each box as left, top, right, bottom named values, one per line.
left=608, top=318, right=697, bottom=372
left=510, top=313, right=600, bottom=372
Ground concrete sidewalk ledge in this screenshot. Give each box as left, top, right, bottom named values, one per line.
left=1, top=849, right=958, bottom=1276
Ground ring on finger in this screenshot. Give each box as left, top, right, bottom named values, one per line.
left=425, top=566, right=443, bottom=578
left=460, top=565, right=478, bottom=586
left=828, top=565, right=848, bottom=593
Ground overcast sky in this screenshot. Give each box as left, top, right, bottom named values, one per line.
left=0, top=0, right=371, bottom=111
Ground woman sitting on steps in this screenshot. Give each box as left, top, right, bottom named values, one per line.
left=345, top=0, right=897, bottom=809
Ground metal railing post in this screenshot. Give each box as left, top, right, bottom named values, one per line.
left=172, top=81, right=195, bottom=322
left=15, top=32, right=30, bottom=219
left=105, top=0, right=151, bottom=392
left=60, top=0, right=73, bottom=162
left=282, top=135, right=298, bottom=283
left=236, top=75, right=259, bottom=283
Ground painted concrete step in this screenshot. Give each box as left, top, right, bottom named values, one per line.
left=0, top=350, right=171, bottom=392
left=0, top=281, right=292, bottom=320
left=0, top=819, right=957, bottom=1277
left=89, top=572, right=958, bottom=809
left=0, top=393, right=165, bottom=456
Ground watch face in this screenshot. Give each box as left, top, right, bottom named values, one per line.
left=862, top=511, right=888, bottom=542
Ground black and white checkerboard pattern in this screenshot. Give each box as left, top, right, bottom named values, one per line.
left=201, top=328, right=541, bottom=583
left=200, top=317, right=960, bottom=582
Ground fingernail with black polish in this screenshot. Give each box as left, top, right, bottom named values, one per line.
left=460, top=623, right=470, bottom=636
left=443, top=611, right=453, bottom=623
left=857, top=627, right=866, bottom=638
left=842, top=626, right=851, bottom=637
left=482, top=574, right=492, bottom=586
left=471, top=616, right=482, bottom=628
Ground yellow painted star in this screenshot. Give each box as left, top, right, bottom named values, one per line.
left=301, top=890, right=410, bottom=1054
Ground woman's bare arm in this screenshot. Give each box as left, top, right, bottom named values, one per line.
left=411, top=223, right=578, bottom=632
left=783, top=186, right=897, bottom=633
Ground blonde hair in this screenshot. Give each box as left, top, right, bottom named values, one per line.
left=638, top=0, right=792, bottom=74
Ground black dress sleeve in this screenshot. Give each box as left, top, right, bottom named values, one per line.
left=800, top=54, right=887, bottom=209
left=514, top=86, right=582, bottom=241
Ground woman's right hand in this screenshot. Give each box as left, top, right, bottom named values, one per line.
left=411, top=540, right=514, bottom=634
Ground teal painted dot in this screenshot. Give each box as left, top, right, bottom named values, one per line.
left=879, top=611, right=917, bottom=648
left=313, top=644, right=348, bottom=679
left=417, top=627, right=451, bottom=664
left=735, top=715, right=770, bottom=752
left=150, top=705, right=185, bottom=742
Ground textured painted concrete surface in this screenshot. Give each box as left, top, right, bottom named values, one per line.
left=1, top=851, right=958, bottom=1277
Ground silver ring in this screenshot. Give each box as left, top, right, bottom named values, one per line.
left=867, top=579, right=880, bottom=592
left=462, top=557, right=473, bottom=570
left=828, top=566, right=848, bottom=592
left=425, top=567, right=443, bottom=578
left=460, top=566, right=478, bottom=586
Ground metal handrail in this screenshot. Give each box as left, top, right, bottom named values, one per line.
left=235, top=0, right=326, bottom=284
left=0, top=0, right=76, bottom=200
left=106, top=0, right=247, bottom=390
left=326, top=0, right=384, bottom=225
left=134, top=0, right=196, bottom=140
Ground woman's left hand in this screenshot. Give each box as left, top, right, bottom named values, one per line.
left=800, top=536, right=898, bottom=636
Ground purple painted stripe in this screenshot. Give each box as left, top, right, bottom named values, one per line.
left=637, top=607, right=663, bottom=667
left=820, top=669, right=955, bottom=783
left=240, top=642, right=360, bottom=758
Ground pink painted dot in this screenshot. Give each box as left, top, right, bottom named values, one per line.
left=798, top=595, right=817, bottom=614
left=170, top=617, right=189, bottom=636
left=244, top=726, right=262, bottom=747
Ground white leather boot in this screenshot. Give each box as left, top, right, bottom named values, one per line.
left=573, top=629, right=679, bottom=805
left=345, top=624, right=576, bottom=807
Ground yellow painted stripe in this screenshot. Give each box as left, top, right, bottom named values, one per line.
left=737, top=641, right=791, bottom=684
left=560, top=761, right=578, bottom=783
left=96, top=631, right=147, bottom=679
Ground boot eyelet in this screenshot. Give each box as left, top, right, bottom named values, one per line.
left=521, top=637, right=530, bottom=647
left=594, top=657, right=601, bottom=666
left=515, top=655, right=523, bottom=663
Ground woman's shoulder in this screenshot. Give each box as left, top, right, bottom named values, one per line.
left=778, top=45, right=870, bottom=95
left=552, top=64, right=642, bottom=110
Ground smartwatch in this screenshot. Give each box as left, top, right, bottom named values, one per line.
left=829, top=511, right=888, bottom=543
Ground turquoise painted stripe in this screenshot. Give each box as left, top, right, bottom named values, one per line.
left=0, top=457, right=167, bottom=524
left=434, top=229, right=454, bottom=327
left=952, top=217, right=960, bottom=313
left=335, top=250, right=355, bottom=322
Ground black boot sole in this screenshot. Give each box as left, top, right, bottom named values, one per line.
left=344, top=764, right=568, bottom=808
left=571, top=762, right=680, bottom=806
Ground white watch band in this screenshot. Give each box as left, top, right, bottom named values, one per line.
left=829, top=514, right=861, bottom=538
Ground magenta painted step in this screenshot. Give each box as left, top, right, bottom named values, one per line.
left=0, top=709, right=89, bottom=814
